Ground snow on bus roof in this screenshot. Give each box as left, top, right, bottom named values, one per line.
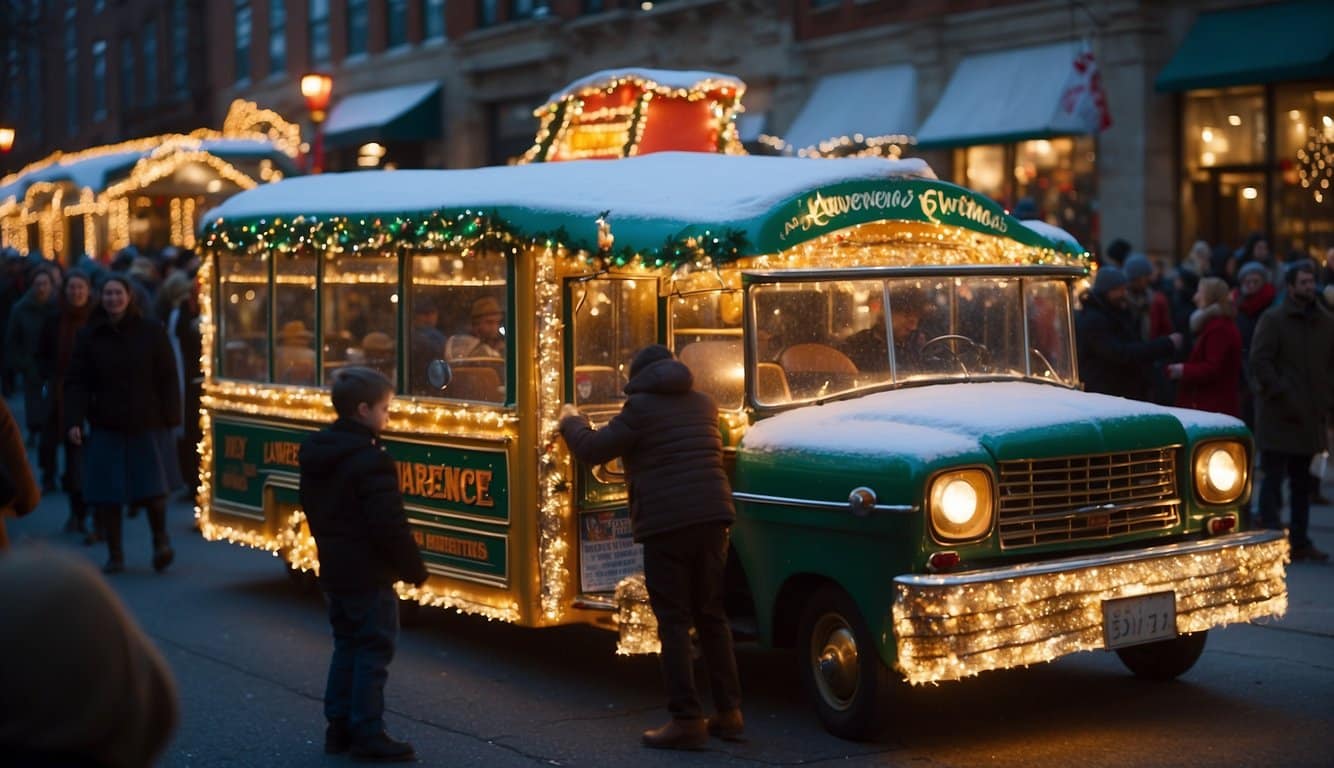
left=1019, top=219, right=1081, bottom=248
left=544, top=68, right=746, bottom=104
left=206, top=152, right=932, bottom=226
left=203, top=152, right=1085, bottom=259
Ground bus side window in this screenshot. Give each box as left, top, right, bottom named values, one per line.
left=217, top=252, right=270, bottom=382
left=408, top=249, right=508, bottom=402
left=570, top=277, right=657, bottom=411
left=323, top=251, right=400, bottom=388
left=274, top=250, right=317, bottom=386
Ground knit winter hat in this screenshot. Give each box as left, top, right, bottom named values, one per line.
left=1237, top=261, right=1269, bottom=283
left=1123, top=253, right=1153, bottom=281
left=1092, top=266, right=1128, bottom=295
left=629, top=344, right=674, bottom=378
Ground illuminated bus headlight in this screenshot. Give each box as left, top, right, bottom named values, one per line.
left=929, top=468, right=994, bottom=542
left=1193, top=441, right=1247, bottom=505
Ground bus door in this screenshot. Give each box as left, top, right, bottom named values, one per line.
left=565, top=275, right=660, bottom=598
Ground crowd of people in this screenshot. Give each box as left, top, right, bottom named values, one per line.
left=1, top=244, right=203, bottom=566
left=1077, top=235, right=1334, bottom=562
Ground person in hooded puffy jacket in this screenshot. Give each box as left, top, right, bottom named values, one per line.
left=559, top=344, right=743, bottom=750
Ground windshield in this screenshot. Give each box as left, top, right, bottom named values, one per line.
left=749, top=275, right=1076, bottom=405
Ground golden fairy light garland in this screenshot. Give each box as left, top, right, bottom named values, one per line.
left=615, top=574, right=661, bottom=655
left=893, top=536, right=1289, bottom=684
left=0, top=99, right=297, bottom=253
left=536, top=243, right=571, bottom=621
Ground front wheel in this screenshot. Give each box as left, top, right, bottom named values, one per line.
left=797, top=586, right=892, bottom=740
left=1115, top=630, right=1208, bottom=680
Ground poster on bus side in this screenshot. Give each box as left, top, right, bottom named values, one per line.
left=579, top=509, right=643, bottom=593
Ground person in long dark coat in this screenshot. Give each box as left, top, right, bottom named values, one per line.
left=1076, top=267, right=1182, bottom=401
left=4, top=266, right=58, bottom=480
left=1249, top=263, right=1333, bottom=562
left=37, top=271, right=96, bottom=539
left=65, top=274, right=182, bottom=574
left=559, top=344, right=743, bottom=750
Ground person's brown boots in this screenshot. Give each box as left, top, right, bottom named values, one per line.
left=641, top=718, right=708, bottom=750
left=707, top=709, right=745, bottom=742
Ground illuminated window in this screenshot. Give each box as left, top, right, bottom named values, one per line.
left=408, top=249, right=508, bottom=402
left=273, top=251, right=318, bottom=386
left=323, top=252, right=400, bottom=388
left=217, top=252, right=271, bottom=383
left=569, top=277, right=657, bottom=409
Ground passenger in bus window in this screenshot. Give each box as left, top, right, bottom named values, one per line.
left=361, top=332, right=397, bottom=388
left=275, top=321, right=317, bottom=386
left=409, top=298, right=446, bottom=394
left=446, top=295, right=506, bottom=361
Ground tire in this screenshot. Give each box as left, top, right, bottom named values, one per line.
left=797, top=585, right=892, bottom=740
left=1115, top=630, right=1208, bottom=680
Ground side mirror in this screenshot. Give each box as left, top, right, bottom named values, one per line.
left=426, top=359, right=452, bottom=390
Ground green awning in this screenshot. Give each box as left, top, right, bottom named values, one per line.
left=323, top=81, right=443, bottom=149
left=1156, top=0, right=1334, bottom=92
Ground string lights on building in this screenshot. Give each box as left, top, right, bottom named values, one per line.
left=0, top=100, right=299, bottom=257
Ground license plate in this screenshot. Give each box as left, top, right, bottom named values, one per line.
left=1102, top=592, right=1177, bottom=649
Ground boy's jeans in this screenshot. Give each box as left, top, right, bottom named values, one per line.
left=323, top=586, right=400, bottom=739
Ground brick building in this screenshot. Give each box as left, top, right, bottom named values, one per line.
left=4, top=0, right=1331, bottom=263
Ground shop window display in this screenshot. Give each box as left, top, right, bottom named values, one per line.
left=954, top=137, right=1096, bottom=250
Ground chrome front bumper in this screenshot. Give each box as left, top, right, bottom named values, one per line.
left=891, top=530, right=1289, bottom=684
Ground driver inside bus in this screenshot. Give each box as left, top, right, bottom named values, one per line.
left=446, top=296, right=506, bottom=361
left=840, top=291, right=927, bottom=373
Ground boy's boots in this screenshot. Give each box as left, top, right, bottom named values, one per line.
left=101, top=506, right=124, bottom=574
left=349, top=732, right=415, bottom=762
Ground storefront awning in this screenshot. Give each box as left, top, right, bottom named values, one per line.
left=917, top=41, right=1104, bottom=148
left=781, top=65, right=916, bottom=153
left=323, top=81, right=443, bottom=149
left=1156, top=0, right=1334, bottom=92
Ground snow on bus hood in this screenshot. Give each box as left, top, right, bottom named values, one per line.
left=740, top=381, right=1244, bottom=464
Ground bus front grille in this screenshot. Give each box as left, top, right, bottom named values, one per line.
left=996, top=447, right=1180, bottom=548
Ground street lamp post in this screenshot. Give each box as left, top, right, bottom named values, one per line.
left=300, top=73, right=333, bottom=173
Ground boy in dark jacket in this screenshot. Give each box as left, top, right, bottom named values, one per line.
left=299, top=366, right=428, bottom=762
left=559, top=345, right=743, bottom=750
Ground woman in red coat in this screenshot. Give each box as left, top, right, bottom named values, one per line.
left=1168, top=276, right=1243, bottom=416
